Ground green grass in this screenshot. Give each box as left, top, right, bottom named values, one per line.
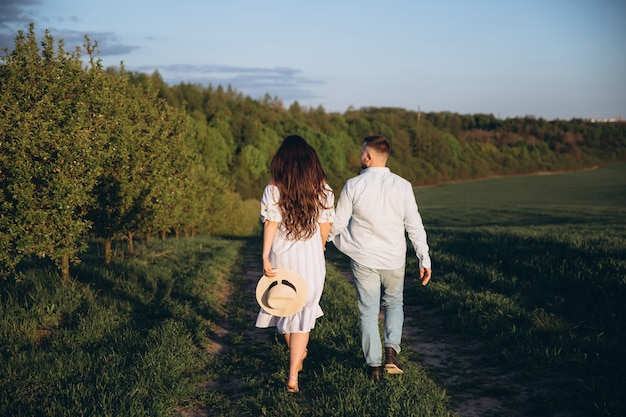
left=0, top=237, right=243, bottom=416
left=407, top=162, right=626, bottom=416
left=197, top=252, right=453, bottom=417
left=1, top=163, right=624, bottom=416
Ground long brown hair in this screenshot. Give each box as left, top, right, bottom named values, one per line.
left=270, top=135, right=330, bottom=240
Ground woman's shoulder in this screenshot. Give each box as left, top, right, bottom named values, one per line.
left=262, top=182, right=280, bottom=202
left=264, top=181, right=279, bottom=191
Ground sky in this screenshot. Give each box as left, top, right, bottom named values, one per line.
left=1, top=0, right=625, bottom=120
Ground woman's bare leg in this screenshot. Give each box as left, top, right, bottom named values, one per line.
left=284, top=332, right=309, bottom=391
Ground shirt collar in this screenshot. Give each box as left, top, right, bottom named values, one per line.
left=361, top=167, right=390, bottom=174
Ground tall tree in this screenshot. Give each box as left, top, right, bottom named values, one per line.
left=0, top=25, right=106, bottom=280
left=86, top=70, right=192, bottom=262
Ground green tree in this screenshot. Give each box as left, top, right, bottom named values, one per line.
left=187, top=115, right=234, bottom=173
left=86, top=69, right=149, bottom=263
left=0, top=25, right=106, bottom=280
left=136, top=102, right=194, bottom=242
left=87, top=72, right=192, bottom=261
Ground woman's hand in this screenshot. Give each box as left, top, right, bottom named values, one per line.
left=263, top=259, right=277, bottom=277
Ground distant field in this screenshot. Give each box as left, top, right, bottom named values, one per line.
left=403, top=162, right=626, bottom=415
left=416, top=162, right=626, bottom=228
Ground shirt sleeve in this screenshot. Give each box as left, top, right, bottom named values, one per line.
left=329, top=182, right=353, bottom=241
left=319, top=183, right=335, bottom=224
left=260, top=184, right=282, bottom=223
left=404, top=186, right=431, bottom=269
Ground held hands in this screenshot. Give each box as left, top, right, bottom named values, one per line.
left=419, top=267, right=432, bottom=286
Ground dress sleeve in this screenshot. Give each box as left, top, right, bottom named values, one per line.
left=319, top=183, right=335, bottom=224
left=260, top=184, right=282, bottom=223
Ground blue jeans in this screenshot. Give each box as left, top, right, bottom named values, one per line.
left=351, top=260, right=405, bottom=367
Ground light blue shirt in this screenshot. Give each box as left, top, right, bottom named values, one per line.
left=330, top=167, right=431, bottom=270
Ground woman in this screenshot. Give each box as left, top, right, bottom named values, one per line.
left=255, top=135, right=334, bottom=392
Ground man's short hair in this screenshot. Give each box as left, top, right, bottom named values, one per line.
left=363, top=135, right=390, bottom=155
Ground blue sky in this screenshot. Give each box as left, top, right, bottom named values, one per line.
left=1, top=0, right=624, bottom=120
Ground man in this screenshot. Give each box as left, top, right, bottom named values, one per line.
left=329, top=135, right=432, bottom=381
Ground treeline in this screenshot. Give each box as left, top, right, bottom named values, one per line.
left=2, top=25, right=625, bottom=281
left=0, top=25, right=252, bottom=281
left=149, top=73, right=626, bottom=199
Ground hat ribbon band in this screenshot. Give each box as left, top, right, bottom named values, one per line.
left=268, top=279, right=297, bottom=292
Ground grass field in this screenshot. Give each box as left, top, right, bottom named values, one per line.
left=411, top=163, right=626, bottom=415
left=0, top=163, right=624, bottom=416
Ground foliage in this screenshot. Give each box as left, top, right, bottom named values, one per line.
left=0, top=25, right=107, bottom=280
left=0, top=25, right=247, bottom=279
left=158, top=87, right=626, bottom=200
left=2, top=23, right=625, bottom=281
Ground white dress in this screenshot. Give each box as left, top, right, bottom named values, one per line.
left=255, top=183, right=335, bottom=334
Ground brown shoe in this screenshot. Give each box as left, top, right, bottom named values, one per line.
left=385, top=347, right=404, bottom=374
left=368, top=366, right=383, bottom=381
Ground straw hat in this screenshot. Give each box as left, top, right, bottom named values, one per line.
left=256, top=269, right=308, bottom=317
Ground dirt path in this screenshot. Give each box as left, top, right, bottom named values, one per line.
left=182, top=246, right=581, bottom=417
left=330, top=258, right=580, bottom=417
left=403, top=303, right=544, bottom=416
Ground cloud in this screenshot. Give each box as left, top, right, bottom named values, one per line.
left=0, top=0, right=40, bottom=49
left=45, top=28, right=139, bottom=56
left=0, top=0, right=320, bottom=104
left=0, top=24, right=139, bottom=57
left=0, top=32, right=14, bottom=50
left=0, top=0, right=40, bottom=25
left=132, top=63, right=323, bottom=102
left=0, top=0, right=137, bottom=57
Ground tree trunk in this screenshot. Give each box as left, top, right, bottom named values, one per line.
left=61, top=254, right=70, bottom=283
left=104, top=237, right=112, bottom=265
left=127, top=232, right=135, bottom=256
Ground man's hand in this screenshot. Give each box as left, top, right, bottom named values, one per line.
left=419, top=267, right=432, bottom=286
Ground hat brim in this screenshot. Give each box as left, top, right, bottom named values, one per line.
left=256, top=269, right=308, bottom=317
